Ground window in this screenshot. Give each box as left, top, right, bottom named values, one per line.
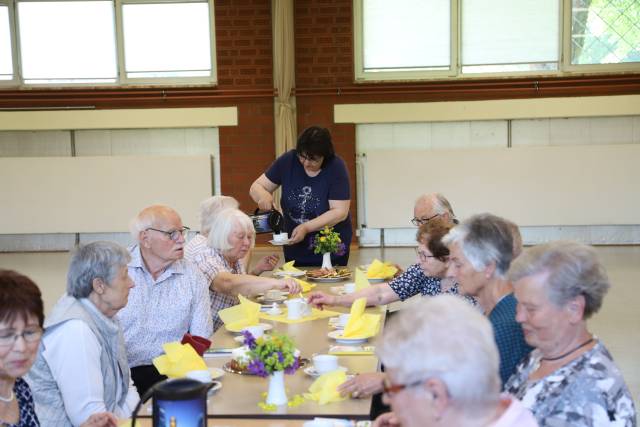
left=462, top=0, right=559, bottom=74
left=18, top=1, right=117, bottom=84
left=354, top=0, right=640, bottom=81
left=121, top=1, right=212, bottom=79
left=570, top=0, right=640, bottom=65
left=0, top=0, right=216, bottom=86
left=0, top=5, right=13, bottom=80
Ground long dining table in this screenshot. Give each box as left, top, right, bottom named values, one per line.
left=138, top=272, right=388, bottom=423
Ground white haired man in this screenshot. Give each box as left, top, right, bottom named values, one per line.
left=443, top=213, right=532, bottom=386
left=373, top=295, right=537, bottom=427
left=117, top=205, right=213, bottom=396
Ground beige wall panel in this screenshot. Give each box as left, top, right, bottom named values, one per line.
left=336, top=94, right=640, bottom=124
left=364, top=145, right=640, bottom=228
left=0, top=156, right=211, bottom=234
left=0, top=107, right=237, bottom=131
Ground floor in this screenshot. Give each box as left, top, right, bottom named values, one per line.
left=1, top=245, right=638, bottom=406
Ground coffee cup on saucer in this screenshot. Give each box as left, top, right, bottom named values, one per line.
left=312, top=354, right=339, bottom=374
left=273, top=232, right=288, bottom=242
left=337, top=313, right=350, bottom=327
left=242, top=324, right=265, bottom=338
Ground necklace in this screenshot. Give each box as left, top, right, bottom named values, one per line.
left=0, top=390, right=14, bottom=403
left=541, top=337, right=594, bottom=362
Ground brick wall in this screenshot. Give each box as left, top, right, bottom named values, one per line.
left=294, top=0, right=358, bottom=237
left=215, top=0, right=275, bottom=214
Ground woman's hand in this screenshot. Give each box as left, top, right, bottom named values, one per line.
left=338, top=372, right=385, bottom=398
left=276, top=278, right=302, bottom=295
left=257, top=194, right=274, bottom=211
left=307, top=291, right=338, bottom=309
left=79, top=412, right=118, bottom=427
left=252, top=254, right=280, bottom=275
left=288, top=223, right=309, bottom=244
left=372, top=411, right=401, bottom=427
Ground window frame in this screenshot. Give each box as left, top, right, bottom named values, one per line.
left=0, top=0, right=19, bottom=85
left=354, top=0, right=640, bottom=83
left=0, top=0, right=217, bottom=88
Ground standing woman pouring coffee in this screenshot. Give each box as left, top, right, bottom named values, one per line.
left=250, top=126, right=352, bottom=266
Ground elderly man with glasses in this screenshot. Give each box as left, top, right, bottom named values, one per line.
left=117, top=205, right=213, bottom=396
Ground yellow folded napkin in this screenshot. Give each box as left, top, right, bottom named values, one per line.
left=219, top=294, right=261, bottom=332
left=354, top=268, right=371, bottom=291
left=342, top=297, right=381, bottom=339
left=294, top=278, right=316, bottom=293
left=367, top=259, right=398, bottom=279
left=304, top=370, right=348, bottom=405
left=282, top=260, right=304, bottom=273
left=152, top=342, right=207, bottom=378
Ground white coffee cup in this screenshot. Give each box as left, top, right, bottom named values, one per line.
left=242, top=324, right=265, bottom=338
left=312, top=354, right=339, bottom=374
left=337, top=313, right=350, bottom=327
left=285, top=298, right=306, bottom=320
left=185, top=369, right=212, bottom=383
left=343, top=282, right=356, bottom=294
left=273, top=232, right=288, bottom=242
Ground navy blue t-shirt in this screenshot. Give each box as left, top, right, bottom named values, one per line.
left=265, top=150, right=352, bottom=266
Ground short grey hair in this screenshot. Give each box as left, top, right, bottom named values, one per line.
left=207, top=208, right=255, bottom=252
left=378, top=295, right=500, bottom=407
left=415, top=193, right=456, bottom=217
left=443, top=213, right=514, bottom=278
left=508, top=241, right=610, bottom=319
left=129, top=205, right=180, bottom=241
left=67, top=241, right=131, bottom=299
left=199, top=196, right=239, bottom=236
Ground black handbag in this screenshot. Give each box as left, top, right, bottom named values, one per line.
left=249, top=209, right=284, bottom=234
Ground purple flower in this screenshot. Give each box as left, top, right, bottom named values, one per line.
left=277, top=351, right=284, bottom=363
left=241, top=331, right=257, bottom=349
left=284, top=356, right=300, bottom=375
left=336, top=242, right=347, bottom=257
left=247, top=359, right=268, bottom=377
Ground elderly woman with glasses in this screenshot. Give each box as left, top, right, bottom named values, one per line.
left=197, top=208, right=302, bottom=331
left=0, top=270, right=117, bottom=427
left=504, top=241, right=636, bottom=427
left=250, top=126, right=352, bottom=266
left=373, top=295, right=538, bottom=427
left=27, top=242, right=139, bottom=427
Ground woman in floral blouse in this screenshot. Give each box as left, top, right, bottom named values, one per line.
left=505, top=241, right=636, bottom=427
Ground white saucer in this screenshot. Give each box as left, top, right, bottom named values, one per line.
left=273, top=270, right=306, bottom=278
left=327, top=330, right=370, bottom=345
left=303, top=365, right=348, bottom=377
left=257, top=294, right=287, bottom=303
left=207, top=381, right=222, bottom=395
left=226, top=322, right=273, bottom=334
left=330, top=286, right=346, bottom=295
left=208, top=367, right=225, bottom=380
left=269, top=239, right=292, bottom=246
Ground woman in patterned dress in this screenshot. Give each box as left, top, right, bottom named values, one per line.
left=0, top=270, right=116, bottom=427
left=505, top=241, right=636, bottom=427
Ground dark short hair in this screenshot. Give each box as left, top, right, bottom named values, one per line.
left=417, top=218, right=453, bottom=261
left=0, top=270, right=45, bottom=327
left=296, top=126, right=335, bottom=167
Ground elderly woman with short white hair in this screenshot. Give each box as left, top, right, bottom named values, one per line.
left=27, top=241, right=139, bottom=427
left=187, top=208, right=301, bottom=331
left=373, top=295, right=537, bottom=427
left=504, top=241, right=636, bottom=427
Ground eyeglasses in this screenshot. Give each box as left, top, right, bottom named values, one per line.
left=0, top=327, right=43, bottom=347
left=297, top=152, right=322, bottom=164
left=382, top=378, right=425, bottom=397
left=415, top=248, right=438, bottom=262
left=410, top=213, right=440, bottom=226
left=146, top=226, right=190, bottom=241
